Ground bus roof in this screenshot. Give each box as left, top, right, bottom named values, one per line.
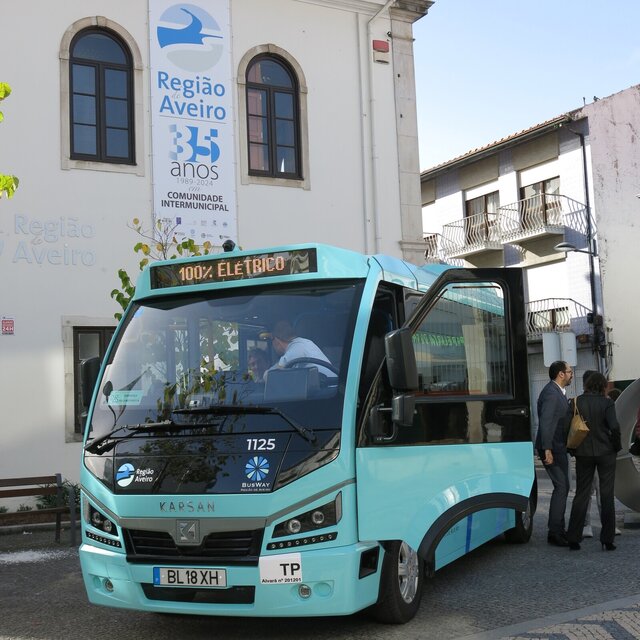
left=371, top=253, right=454, bottom=292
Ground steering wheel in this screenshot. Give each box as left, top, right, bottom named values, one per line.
left=282, top=357, right=339, bottom=376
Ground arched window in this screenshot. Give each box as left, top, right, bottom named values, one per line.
left=246, top=55, right=301, bottom=179
left=69, top=29, right=134, bottom=164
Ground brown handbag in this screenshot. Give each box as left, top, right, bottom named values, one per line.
left=567, top=398, right=589, bottom=449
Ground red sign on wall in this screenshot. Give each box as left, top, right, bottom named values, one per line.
left=1, top=317, right=15, bottom=335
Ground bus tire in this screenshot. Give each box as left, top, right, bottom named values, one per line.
left=505, top=481, right=537, bottom=544
left=371, top=540, right=423, bottom=624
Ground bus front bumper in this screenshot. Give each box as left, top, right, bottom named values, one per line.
left=79, top=541, right=381, bottom=617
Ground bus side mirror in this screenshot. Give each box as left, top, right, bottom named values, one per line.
left=80, top=357, right=101, bottom=407
left=392, top=394, right=416, bottom=427
left=368, top=405, right=395, bottom=442
left=384, top=328, right=418, bottom=392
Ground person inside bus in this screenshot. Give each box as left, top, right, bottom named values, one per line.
left=566, top=371, right=621, bottom=551
left=247, top=348, right=269, bottom=382
left=535, top=360, right=574, bottom=547
left=265, top=320, right=335, bottom=379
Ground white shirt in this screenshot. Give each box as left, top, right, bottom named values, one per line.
left=274, top=337, right=335, bottom=378
left=553, top=380, right=567, bottom=396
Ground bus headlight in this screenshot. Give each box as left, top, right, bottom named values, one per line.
left=273, top=493, right=341, bottom=538
left=286, top=519, right=302, bottom=535
left=87, top=504, right=118, bottom=536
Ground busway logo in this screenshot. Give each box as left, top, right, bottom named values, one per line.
left=245, top=456, right=270, bottom=482
left=156, top=4, right=224, bottom=72
left=116, top=463, right=136, bottom=487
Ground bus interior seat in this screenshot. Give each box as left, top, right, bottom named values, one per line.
left=264, top=367, right=320, bottom=402
left=294, top=312, right=349, bottom=368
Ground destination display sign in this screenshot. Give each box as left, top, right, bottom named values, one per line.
left=150, top=249, right=318, bottom=289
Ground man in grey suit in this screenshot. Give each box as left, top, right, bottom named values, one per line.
left=535, top=360, right=574, bottom=546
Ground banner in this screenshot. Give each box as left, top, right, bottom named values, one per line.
left=149, top=1, right=237, bottom=246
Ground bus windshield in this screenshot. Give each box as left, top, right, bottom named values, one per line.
left=87, top=280, right=363, bottom=441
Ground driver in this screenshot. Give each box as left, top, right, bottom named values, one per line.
left=265, top=320, right=335, bottom=379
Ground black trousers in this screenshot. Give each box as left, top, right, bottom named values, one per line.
left=567, top=453, right=617, bottom=544
left=543, top=452, right=569, bottom=535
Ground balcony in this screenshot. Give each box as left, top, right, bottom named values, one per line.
left=441, top=212, right=502, bottom=260
left=438, top=195, right=588, bottom=260
left=499, top=194, right=576, bottom=245
left=525, top=297, right=592, bottom=342
left=423, top=233, right=442, bottom=263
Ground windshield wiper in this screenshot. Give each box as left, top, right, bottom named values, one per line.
left=84, top=419, right=175, bottom=454
left=173, top=405, right=317, bottom=443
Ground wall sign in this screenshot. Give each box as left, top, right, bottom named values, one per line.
left=2, top=317, right=15, bottom=336
left=149, top=1, right=237, bottom=247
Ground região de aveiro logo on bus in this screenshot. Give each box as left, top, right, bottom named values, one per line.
left=116, top=463, right=155, bottom=488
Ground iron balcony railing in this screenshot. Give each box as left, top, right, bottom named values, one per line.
left=525, top=297, right=592, bottom=342
left=438, top=194, right=588, bottom=258
left=423, top=232, right=443, bottom=262
left=441, top=212, right=501, bottom=258
left=499, top=194, right=585, bottom=243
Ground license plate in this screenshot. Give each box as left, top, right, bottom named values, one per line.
left=153, top=567, right=227, bottom=588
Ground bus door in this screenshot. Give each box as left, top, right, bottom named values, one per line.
left=355, top=268, right=533, bottom=565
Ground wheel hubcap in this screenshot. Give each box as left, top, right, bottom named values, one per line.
left=397, top=541, right=420, bottom=603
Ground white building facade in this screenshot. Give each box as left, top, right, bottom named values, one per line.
left=0, top=0, right=431, bottom=483
left=421, top=85, right=640, bottom=424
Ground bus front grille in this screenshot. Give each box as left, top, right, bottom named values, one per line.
left=123, top=528, right=264, bottom=565
left=141, top=583, right=255, bottom=604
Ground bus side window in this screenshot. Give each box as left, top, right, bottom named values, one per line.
left=403, top=290, right=423, bottom=324
left=401, top=280, right=510, bottom=445
left=412, top=281, right=509, bottom=397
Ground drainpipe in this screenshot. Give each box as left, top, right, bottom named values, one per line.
left=365, top=1, right=395, bottom=253
left=569, top=128, right=601, bottom=372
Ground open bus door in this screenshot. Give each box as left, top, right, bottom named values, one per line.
left=356, top=268, right=535, bottom=621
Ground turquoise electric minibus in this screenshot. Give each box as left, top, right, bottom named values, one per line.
left=79, top=243, right=536, bottom=623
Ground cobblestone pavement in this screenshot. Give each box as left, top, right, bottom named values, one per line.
left=457, top=595, right=640, bottom=640
left=457, top=460, right=640, bottom=640
left=503, top=602, right=640, bottom=639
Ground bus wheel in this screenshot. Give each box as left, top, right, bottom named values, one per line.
left=505, top=499, right=534, bottom=543
left=505, top=480, right=537, bottom=544
left=504, top=504, right=533, bottom=544
left=372, top=540, right=423, bottom=624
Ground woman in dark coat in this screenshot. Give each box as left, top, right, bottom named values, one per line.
left=566, top=372, right=621, bottom=550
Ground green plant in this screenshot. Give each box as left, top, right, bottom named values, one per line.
left=111, top=218, right=213, bottom=320
left=17, top=504, right=33, bottom=512
left=36, top=481, right=81, bottom=510
left=0, top=82, right=19, bottom=199
left=0, top=506, right=8, bottom=514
